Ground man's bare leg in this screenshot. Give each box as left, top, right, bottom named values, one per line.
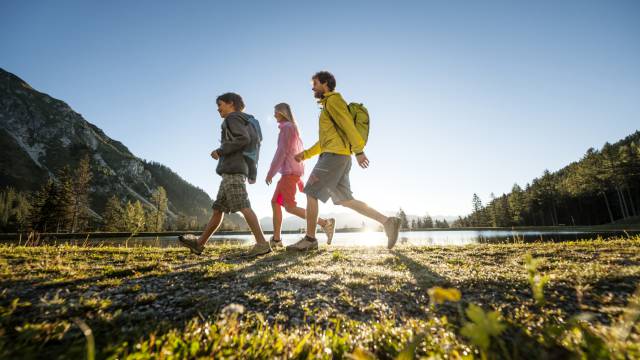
left=198, top=209, right=224, bottom=246
left=306, top=195, right=319, bottom=239
left=240, top=207, right=268, bottom=244
left=284, top=205, right=328, bottom=227
left=272, top=202, right=283, bottom=240
left=337, top=199, right=388, bottom=225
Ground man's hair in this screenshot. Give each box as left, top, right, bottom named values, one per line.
left=312, top=71, right=336, bottom=91
left=216, top=92, right=245, bottom=111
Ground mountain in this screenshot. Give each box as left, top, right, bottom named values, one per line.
left=0, top=68, right=245, bottom=228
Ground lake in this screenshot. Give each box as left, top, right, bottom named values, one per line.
left=7, top=229, right=638, bottom=248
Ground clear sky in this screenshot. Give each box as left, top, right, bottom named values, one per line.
left=1, top=0, right=639, bottom=219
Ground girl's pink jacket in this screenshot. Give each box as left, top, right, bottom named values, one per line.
left=266, top=121, right=305, bottom=180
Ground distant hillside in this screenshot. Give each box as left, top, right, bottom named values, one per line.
left=0, top=67, right=245, bottom=228
left=457, top=131, right=640, bottom=227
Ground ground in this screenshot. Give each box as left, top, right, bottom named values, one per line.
left=1, top=236, right=639, bottom=359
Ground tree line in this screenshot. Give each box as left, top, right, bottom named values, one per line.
left=453, top=131, right=640, bottom=227
left=0, top=155, right=205, bottom=233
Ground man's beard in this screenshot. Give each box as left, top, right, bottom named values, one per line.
left=314, top=90, right=324, bottom=99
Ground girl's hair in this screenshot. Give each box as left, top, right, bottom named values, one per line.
left=274, top=103, right=297, bottom=125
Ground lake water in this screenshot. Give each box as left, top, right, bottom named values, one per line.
left=11, top=229, right=638, bottom=248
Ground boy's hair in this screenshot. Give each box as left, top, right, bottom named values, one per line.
left=216, top=92, right=245, bottom=111
left=312, top=71, right=336, bottom=91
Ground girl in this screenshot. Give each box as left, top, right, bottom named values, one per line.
left=266, top=103, right=335, bottom=248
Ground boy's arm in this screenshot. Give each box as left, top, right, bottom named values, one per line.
left=247, top=157, right=257, bottom=183
left=325, top=97, right=365, bottom=154
left=217, top=114, right=250, bottom=156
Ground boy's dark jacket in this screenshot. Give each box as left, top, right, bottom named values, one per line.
left=215, top=111, right=257, bottom=181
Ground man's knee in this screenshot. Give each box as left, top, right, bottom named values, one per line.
left=284, top=205, right=297, bottom=213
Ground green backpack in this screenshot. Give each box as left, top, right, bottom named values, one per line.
left=326, top=102, right=370, bottom=152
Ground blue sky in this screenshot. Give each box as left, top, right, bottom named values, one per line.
left=1, top=0, right=639, bottom=219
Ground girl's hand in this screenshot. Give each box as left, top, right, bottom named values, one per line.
left=265, top=176, right=273, bottom=186
left=294, top=152, right=304, bottom=162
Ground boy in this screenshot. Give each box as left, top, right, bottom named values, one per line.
left=179, top=92, right=271, bottom=258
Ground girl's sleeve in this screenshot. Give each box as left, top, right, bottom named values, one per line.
left=267, top=127, right=288, bottom=179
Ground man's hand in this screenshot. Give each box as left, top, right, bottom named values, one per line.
left=356, top=153, right=370, bottom=169
left=265, top=176, right=273, bottom=186
left=211, top=150, right=220, bottom=160
left=294, top=151, right=304, bottom=163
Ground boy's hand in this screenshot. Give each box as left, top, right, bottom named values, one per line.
left=294, top=151, right=304, bottom=162
left=211, top=150, right=220, bottom=160
left=356, top=153, right=370, bottom=169
left=248, top=178, right=256, bottom=184
left=265, top=176, right=273, bottom=186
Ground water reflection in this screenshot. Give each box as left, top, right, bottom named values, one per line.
left=9, top=229, right=637, bottom=248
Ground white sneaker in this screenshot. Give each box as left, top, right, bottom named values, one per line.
left=321, top=218, right=336, bottom=245
left=285, top=236, right=318, bottom=251
left=270, top=236, right=284, bottom=249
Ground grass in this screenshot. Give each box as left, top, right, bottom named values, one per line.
left=0, top=237, right=639, bottom=359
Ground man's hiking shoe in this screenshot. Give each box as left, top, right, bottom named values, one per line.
left=321, top=218, right=336, bottom=245
left=270, top=236, right=284, bottom=249
left=384, top=217, right=401, bottom=249
left=178, top=234, right=204, bottom=255
left=243, top=242, right=272, bottom=258
left=286, top=236, right=318, bottom=251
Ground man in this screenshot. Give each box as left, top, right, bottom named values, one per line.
left=179, top=92, right=271, bottom=258
left=287, top=71, right=401, bottom=251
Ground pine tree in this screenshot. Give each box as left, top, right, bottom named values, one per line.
left=397, top=208, right=409, bottom=230
left=29, top=179, right=57, bottom=232
left=149, top=186, right=168, bottom=232
left=131, top=200, right=146, bottom=233
left=70, top=155, right=92, bottom=232
left=103, top=195, right=124, bottom=232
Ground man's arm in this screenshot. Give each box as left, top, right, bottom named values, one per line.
left=325, top=97, right=365, bottom=154
left=217, top=114, right=250, bottom=156
left=302, top=141, right=321, bottom=160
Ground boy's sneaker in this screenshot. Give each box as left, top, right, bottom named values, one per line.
left=383, top=217, right=401, bottom=249
left=270, top=236, right=284, bottom=249
left=286, top=236, right=318, bottom=251
left=178, top=234, right=204, bottom=255
left=243, top=242, right=272, bottom=258
left=321, top=218, right=336, bottom=245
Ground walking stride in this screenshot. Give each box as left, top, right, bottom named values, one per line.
left=265, top=103, right=336, bottom=248
left=288, top=71, right=401, bottom=251
left=179, top=92, right=271, bottom=258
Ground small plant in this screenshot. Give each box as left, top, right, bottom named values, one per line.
left=524, top=253, right=550, bottom=306
left=460, top=304, right=506, bottom=360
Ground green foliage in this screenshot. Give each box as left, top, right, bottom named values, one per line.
left=0, top=187, right=30, bottom=232
left=460, top=304, right=506, bottom=355
left=524, top=253, right=550, bottom=306
left=458, top=131, right=640, bottom=227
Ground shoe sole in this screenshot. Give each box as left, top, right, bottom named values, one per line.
left=285, top=245, right=318, bottom=252
left=243, top=248, right=272, bottom=258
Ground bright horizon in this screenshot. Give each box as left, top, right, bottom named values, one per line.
left=1, top=1, right=639, bottom=219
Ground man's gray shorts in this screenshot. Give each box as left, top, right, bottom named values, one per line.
left=303, top=153, right=354, bottom=204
